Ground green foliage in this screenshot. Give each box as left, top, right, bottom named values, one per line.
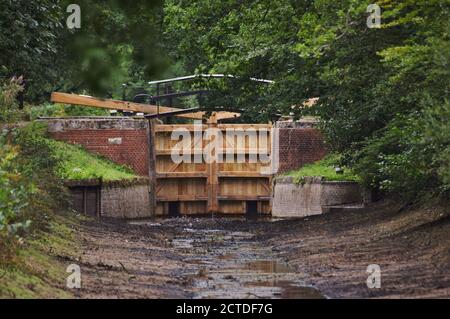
left=422, top=101, right=450, bottom=189
left=285, top=155, right=360, bottom=183
left=0, top=214, right=79, bottom=298
left=164, top=0, right=450, bottom=199
left=0, top=122, right=64, bottom=262
left=26, top=103, right=109, bottom=120
left=1, top=1, right=165, bottom=101
left=0, top=77, right=24, bottom=122
left=0, top=143, right=32, bottom=256
left=60, top=0, right=166, bottom=96
left=0, top=0, right=63, bottom=101
left=1, top=120, right=135, bottom=263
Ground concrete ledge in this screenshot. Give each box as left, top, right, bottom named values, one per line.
left=64, top=177, right=149, bottom=188
left=272, top=177, right=370, bottom=218
left=42, top=117, right=148, bottom=132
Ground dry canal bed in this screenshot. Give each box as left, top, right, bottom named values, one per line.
left=74, top=201, right=450, bottom=298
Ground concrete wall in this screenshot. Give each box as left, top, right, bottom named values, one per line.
left=67, top=178, right=152, bottom=219
left=271, top=177, right=323, bottom=218
left=272, top=177, right=368, bottom=218
left=45, top=117, right=150, bottom=176
left=101, top=182, right=150, bottom=219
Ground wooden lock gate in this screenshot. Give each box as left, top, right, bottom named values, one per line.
left=153, top=116, right=273, bottom=216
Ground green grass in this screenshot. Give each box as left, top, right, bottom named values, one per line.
left=284, top=155, right=360, bottom=183
left=0, top=213, right=82, bottom=299
left=48, top=139, right=137, bottom=181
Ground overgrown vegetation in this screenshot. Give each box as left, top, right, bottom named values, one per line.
left=0, top=124, right=68, bottom=264
left=0, top=77, right=24, bottom=122
left=0, top=81, right=133, bottom=297
left=0, top=141, right=133, bottom=260
left=285, top=155, right=360, bottom=183
left=0, top=214, right=79, bottom=298
left=0, top=0, right=165, bottom=100
left=163, top=0, right=450, bottom=201
left=26, top=103, right=109, bottom=120
left=1, top=1, right=448, bottom=203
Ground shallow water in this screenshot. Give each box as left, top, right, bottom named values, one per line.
left=129, top=218, right=324, bottom=299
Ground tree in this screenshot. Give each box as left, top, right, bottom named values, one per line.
left=163, top=0, right=450, bottom=198
left=0, top=0, right=63, bottom=100
left=0, top=0, right=166, bottom=100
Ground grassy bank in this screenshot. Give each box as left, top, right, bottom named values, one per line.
left=0, top=213, right=81, bottom=298
left=0, top=121, right=136, bottom=298
left=284, top=155, right=360, bottom=183
left=50, top=139, right=137, bottom=181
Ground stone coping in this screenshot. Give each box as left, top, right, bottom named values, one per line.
left=275, top=176, right=360, bottom=185
left=40, top=117, right=148, bottom=131
left=64, top=177, right=149, bottom=187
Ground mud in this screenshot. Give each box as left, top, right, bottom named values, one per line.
left=74, top=201, right=450, bottom=298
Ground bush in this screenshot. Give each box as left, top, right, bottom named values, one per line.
left=26, top=103, right=109, bottom=120
left=352, top=100, right=450, bottom=200
left=422, top=100, right=450, bottom=192
left=0, top=122, right=69, bottom=263
left=0, top=77, right=24, bottom=123
left=0, top=140, right=32, bottom=261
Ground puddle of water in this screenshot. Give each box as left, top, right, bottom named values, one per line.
left=172, top=238, right=194, bottom=249
left=130, top=218, right=325, bottom=299
left=193, top=259, right=325, bottom=299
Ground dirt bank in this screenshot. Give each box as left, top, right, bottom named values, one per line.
left=74, top=201, right=449, bottom=298
left=262, top=201, right=450, bottom=298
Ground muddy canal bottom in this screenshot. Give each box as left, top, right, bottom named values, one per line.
left=129, top=219, right=324, bottom=299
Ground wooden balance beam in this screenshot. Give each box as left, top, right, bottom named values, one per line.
left=51, top=92, right=240, bottom=121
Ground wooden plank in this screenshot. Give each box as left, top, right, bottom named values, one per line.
left=157, top=172, right=208, bottom=179
left=156, top=149, right=204, bottom=156
left=218, top=172, right=270, bottom=178
left=157, top=195, right=208, bottom=202
left=215, top=111, right=240, bottom=121
left=219, top=148, right=270, bottom=155
left=217, top=124, right=272, bottom=130
left=155, top=123, right=270, bottom=132
left=206, top=114, right=219, bottom=213
left=155, top=124, right=207, bottom=132
left=51, top=92, right=240, bottom=120
left=217, top=195, right=271, bottom=201
left=51, top=92, right=204, bottom=119
left=147, top=119, right=157, bottom=216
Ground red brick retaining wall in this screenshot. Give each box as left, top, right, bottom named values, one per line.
left=45, top=117, right=150, bottom=176
left=278, top=127, right=328, bottom=173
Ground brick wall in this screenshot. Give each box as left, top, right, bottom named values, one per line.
left=277, top=127, right=328, bottom=173
left=44, top=117, right=326, bottom=177
left=45, top=117, right=150, bottom=176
